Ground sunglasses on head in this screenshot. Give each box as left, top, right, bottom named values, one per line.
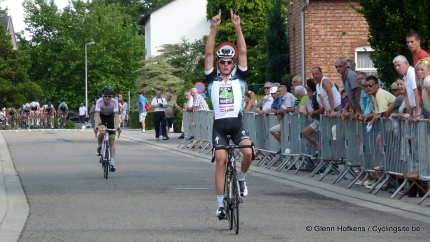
left=103, top=95, right=111, bottom=98
left=219, top=60, right=233, bottom=65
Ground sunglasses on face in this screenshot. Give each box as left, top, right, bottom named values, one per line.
left=103, top=95, right=112, bottom=98
left=364, top=83, right=377, bottom=88
left=264, top=87, right=271, bottom=89
left=335, top=65, right=344, bottom=69
left=219, top=60, right=233, bottom=65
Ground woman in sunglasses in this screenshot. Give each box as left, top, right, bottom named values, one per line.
left=93, top=86, right=121, bottom=172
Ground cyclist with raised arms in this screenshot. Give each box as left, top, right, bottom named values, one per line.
left=93, top=86, right=121, bottom=172
left=205, top=9, right=255, bottom=219
left=57, top=102, right=69, bottom=123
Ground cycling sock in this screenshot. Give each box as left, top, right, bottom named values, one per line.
left=217, top=195, right=224, bottom=208
left=98, top=143, right=102, bottom=148
left=238, top=171, right=246, bottom=181
left=111, top=157, right=115, bottom=166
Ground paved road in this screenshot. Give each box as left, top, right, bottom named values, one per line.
left=1, top=130, right=429, bottom=241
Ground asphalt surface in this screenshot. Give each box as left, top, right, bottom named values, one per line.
left=0, top=128, right=429, bottom=241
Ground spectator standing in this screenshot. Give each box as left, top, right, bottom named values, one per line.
left=346, top=59, right=357, bottom=72
left=122, top=99, right=128, bottom=127
left=416, top=58, right=430, bottom=121
left=393, top=55, right=421, bottom=121
left=137, top=91, right=147, bottom=133
left=407, top=32, right=430, bottom=119
left=313, top=66, right=341, bottom=117
left=244, top=83, right=256, bottom=111
left=79, top=102, right=87, bottom=130
left=164, top=93, right=182, bottom=135
left=90, top=101, right=96, bottom=128
left=179, top=90, right=194, bottom=139
left=151, top=90, right=168, bottom=141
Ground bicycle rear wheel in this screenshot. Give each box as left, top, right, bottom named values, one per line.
left=231, top=173, right=239, bottom=234
left=104, top=142, right=110, bottom=179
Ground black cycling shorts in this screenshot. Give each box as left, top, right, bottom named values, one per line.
left=212, top=117, right=250, bottom=146
left=99, top=113, right=116, bottom=136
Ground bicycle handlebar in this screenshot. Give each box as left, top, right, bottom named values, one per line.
left=211, top=144, right=254, bottom=163
left=94, top=127, right=121, bottom=138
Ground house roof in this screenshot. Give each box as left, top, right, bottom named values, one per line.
left=0, top=16, right=10, bottom=32
left=136, top=0, right=175, bottom=25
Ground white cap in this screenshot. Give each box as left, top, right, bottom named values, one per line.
left=270, top=86, right=278, bottom=94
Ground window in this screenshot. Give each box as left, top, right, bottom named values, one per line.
left=355, top=46, right=377, bottom=77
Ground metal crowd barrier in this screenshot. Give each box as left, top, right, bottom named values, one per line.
left=181, top=111, right=430, bottom=205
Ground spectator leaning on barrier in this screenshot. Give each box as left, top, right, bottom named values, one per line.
left=244, top=92, right=259, bottom=112
left=294, top=86, right=308, bottom=115
left=393, top=55, right=421, bottom=121
left=164, top=93, right=182, bottom=134
left=302, top=78, right=322, bottom=158
left=244, top=83, right=256, bottom=111
left=335, top=57, right=362, bottom=119
left=263, top=86, right=282, bottom=115
left=190, top=88, right=209, bottom=111
left=255, top=82, right=274, bottom=113
left=291, top=75, right=303, bottom=107
left=269, top=85, right=296, bottom=154
left=416, top=58, right=430, bottom=122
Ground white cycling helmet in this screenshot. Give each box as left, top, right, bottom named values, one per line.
left=216, top=42, right=238, bottom=61
left=30, top=101, right=36, bottom=108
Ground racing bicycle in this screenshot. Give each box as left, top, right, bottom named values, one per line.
left=212, top=144, right=253, bottom=235
left=95, top=126, right=120, bottom=179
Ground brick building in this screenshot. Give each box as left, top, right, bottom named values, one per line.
left=288, top=0, right=375, bottom=88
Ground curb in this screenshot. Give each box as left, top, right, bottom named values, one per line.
left=0, top=132, right=30, bottom=242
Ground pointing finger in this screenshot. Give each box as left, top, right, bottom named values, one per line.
left=218, top=9, right=221, bottom=16
left=230, top=8, right=233, bottom=17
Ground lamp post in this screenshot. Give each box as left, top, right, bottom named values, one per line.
left=85, top=41, right=95, bottom=115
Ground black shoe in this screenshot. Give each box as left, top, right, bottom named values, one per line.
left=96, top=147, right=101, bottom=155
left=189, top=136, right=194, bottom=140
left=163, top=136, right=168, bottom=140
left=178, top=133, right=184, bottom=139
left=216, top=207, right=225, bottom=219
left=238, top=181, right=248, bottom=196
left=110, top=165, right=116, bottom=172
left=276, top=149, right=281, bottom=154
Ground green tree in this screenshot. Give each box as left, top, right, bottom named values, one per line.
left=354, top=0, right=430, bottom=84
left=0, top=3, right=7, bottom=16
left=135, top=55, right=184, bottom=101
left=20, top=0, right=144, bottom=110
left=0, top=24, right=43, bottom=108
left=265, top=0, right=289, bottom=83
left=158, top=37, right=206, bottom=84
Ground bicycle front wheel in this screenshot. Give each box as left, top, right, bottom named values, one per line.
left=232, top=173, right=239, bottom=234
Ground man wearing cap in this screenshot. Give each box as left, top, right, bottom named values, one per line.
left=205, top=9, right=255, bottom=219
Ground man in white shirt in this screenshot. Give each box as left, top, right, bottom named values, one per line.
left=256, top=82, right=274, bottom=115
left=393, top=55, right=421, bottom=120
left=79, top=102, right=87, bottom=130
left=151, top=90, right=168, bottom=141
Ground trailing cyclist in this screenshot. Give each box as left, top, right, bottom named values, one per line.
left=205, top=9, right=255, bottom=219
left=21, top=104, right=31, bottom=129
left=57, top=102, right=69, bottom=127
left=93, top=86, right=122, bottom=172
left=43, top=102, right=56, bottom=128
left=9, top=107, right=17, bottom=129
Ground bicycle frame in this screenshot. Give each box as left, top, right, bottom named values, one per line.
left=95, top=127, right=120, bottom=179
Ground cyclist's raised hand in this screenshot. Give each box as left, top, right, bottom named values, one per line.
left=230, top=8, right=240, bottom=28
left=211, top=9, right=221, bottom=29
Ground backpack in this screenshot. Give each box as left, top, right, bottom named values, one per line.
left=145, top=101, right=151, bottom=111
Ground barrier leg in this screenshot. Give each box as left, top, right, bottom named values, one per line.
left=390, top=179, right=408, bottom=199
left=417, top=190, right=430, bottom=205
left=347, top=170, right=364, bottom=189
left=372, top=174, right=390, bottom=195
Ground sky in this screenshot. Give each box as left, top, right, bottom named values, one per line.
left=0, top=0, right=69, bottom=35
